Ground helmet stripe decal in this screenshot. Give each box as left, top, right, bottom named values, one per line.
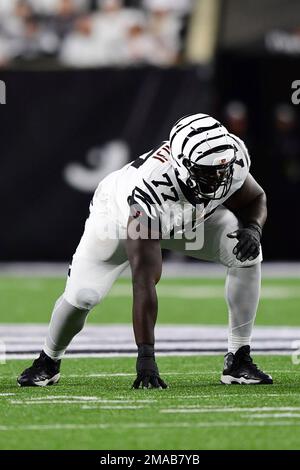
left=187, top=134, right=226, bottom=162
left=181, top=122, right=220, bottom=154
left=169, top=115, right=210, bottom=147
left=195, top=144, right=235, bottom=160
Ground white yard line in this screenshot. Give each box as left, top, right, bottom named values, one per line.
left=10, top=400, right=149, bottom=406
left=22, top=395, right=99, bottom=401
left=81, top=405, right=146, bottom=410
left=11, top=402, right=149, bottom=410
left=69, top=373, right=136, bottom=377
left=10, top=398, right=156, bottom=405
left=4, top=393, right=300, bottom=405
left=65, top=372, right=217, bottom=377
left=6, top=394, right=300, bottom=407
left=10, top=400, right=101, bottom=405
left=0, top=421, right=300, bottom=432
left=117, top=393, right=300, bottom=399
left=64, top=371, right=300, bottom=377
left=243, top=413, right=300, bottom=419
left=161, top=406, right=300, bottom=414
left=18, top=371, right=298, bottom=380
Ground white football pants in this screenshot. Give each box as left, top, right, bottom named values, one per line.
left=44, top=198, right=262, bottom=359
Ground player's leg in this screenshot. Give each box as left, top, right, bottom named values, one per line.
left=17, top=212, right=129, bottom=387
left=191, top=207, right=263, bottom=355
left=43, top=224, right=129, bottom=361
left=162, top=206, right=272, bottom=384
left=161, top=208, right=262, bottom=354
left=207, top=209, right=271, bottom=383
left=225, top=263, right=260, bottom=355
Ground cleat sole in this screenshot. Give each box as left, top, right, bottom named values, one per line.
left=220, top=374, right=273, bottom=385
left=17, top=373, right=60, bottom=388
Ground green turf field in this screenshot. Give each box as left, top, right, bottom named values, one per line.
left=1, top=356, right=300, bottom=450
left=0, top=276, right=299, bottom=325
left=0, top=276, right=300, bottom=450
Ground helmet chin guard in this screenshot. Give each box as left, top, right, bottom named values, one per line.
left=170, top=113, right=236, bottom=201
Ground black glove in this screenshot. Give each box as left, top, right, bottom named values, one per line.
left=132, top=344, right=168, bottom=389
left=227, top=223, right=262, bottom=262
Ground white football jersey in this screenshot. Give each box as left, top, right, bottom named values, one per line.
left=91, top=134, right=250, bottom=237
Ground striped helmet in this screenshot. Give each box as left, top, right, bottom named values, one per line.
left=169, top=113, right=236, bottom=200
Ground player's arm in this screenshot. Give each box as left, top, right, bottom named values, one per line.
left=223, top=173, right=267, bottom=262
left=125, top=215, right=167, bottom=389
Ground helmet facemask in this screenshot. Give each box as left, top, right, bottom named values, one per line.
left=183, top=154, right=236, bottom=201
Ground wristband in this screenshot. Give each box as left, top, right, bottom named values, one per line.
left=137, top=344, right=155, bottom=358
left=247, top=223, right=262, bottom=240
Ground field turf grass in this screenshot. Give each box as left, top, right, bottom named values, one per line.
left=0, top=276, right=299, bottom=325
left=1, top=356, right=300, bottom=450
left=0, top=276, right=299, bottom=449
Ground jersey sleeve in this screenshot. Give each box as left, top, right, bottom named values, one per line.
left=128, top=180, right=162, bottom=220
left=127, top=142, right=174, bottom=220
left=232, top=134, right=251, bottom=169
left=228, top=134, right=251, bottom=194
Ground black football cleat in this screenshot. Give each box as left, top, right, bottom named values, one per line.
left=17, top=351, right=61, bottom=387
left=221, top=345, right=273, bottom=385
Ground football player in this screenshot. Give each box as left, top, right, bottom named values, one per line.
left=18, top=113, right=272, bottom=387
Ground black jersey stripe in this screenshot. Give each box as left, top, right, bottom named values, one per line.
left=143, top=179, right=163, bottom=205
left=130, top=186, right=157, bottom=216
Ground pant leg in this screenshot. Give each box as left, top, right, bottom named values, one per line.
left=162, top=206, right=262, bottom=352
left=63, top=211, right=129, bottom=309
left=161, top=205, right=262, bottom=267
left=44, top=203, right=129, bottom=360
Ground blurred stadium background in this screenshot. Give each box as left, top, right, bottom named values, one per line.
left=0, top=0, right=300, bottom=261
left=0, top=0, right=300, bottom=451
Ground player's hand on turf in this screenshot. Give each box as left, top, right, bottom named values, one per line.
left=227, top=223, right=262, bottom=262
left=132, top=345, right=168, bottom=389
left=132, top=357, right=168, bottom=389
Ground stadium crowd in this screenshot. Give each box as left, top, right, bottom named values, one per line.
left=0, top=0, right=193, bottom=68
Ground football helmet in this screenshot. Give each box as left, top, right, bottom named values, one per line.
left=169, top=113, right=237, bottom=201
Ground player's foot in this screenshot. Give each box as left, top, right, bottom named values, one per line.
left=17, top=351, right=61, bottom=387
left=220, top=345, right=273, bottom=385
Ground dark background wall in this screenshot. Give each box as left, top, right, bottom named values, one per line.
left=0, top=66, right=212, bottom=261
left=0, top=59, right=299, bottom=261
left=215, top=52, right=300, bottom=261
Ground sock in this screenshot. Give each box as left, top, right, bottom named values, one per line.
left=43, top=296, right=90, bottom=360
left=225, top=263, right=261, bottom=354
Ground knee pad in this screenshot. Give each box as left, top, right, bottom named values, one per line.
left=74, top=288, right=99, bottom=310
